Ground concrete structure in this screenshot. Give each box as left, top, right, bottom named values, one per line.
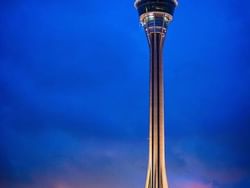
left=134, top=1, right=177, bottom=188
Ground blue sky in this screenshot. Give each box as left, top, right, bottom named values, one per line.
left=0, top=0, right=250, bottom=188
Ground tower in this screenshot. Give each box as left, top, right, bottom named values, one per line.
left=134, top=1, right=177, bottom=188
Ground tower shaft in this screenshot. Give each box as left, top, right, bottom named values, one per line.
left=145, top=15, right=168, bottom=188
left=134, top=1, right=177, bottom=188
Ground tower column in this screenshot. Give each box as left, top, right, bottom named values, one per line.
left=134, top=1, right=177, bottom=188
left=145, top=18, right=168, bottom=188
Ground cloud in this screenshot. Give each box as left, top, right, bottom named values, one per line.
left=168, top=138, right=250, bottom=188
left=174, top=179, right=214, bottom=188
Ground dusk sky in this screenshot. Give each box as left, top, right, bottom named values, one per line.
left=0, top=0, right=250, bottom=188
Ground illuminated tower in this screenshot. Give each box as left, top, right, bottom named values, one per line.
left=134, top=1, right=177, bottom=188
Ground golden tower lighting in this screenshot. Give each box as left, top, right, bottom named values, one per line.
left=134, top=1, right=178, bottom=188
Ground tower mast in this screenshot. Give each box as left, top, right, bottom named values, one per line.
left=134, top=1, right=177, bottom=188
